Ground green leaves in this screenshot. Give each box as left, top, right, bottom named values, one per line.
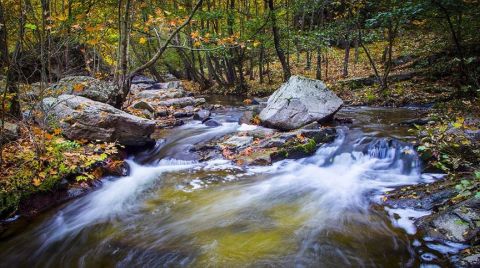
left=24, top=23, right=37, bottom=31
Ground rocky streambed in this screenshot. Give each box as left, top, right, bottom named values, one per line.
left=1, top=76, right=478, bottom=267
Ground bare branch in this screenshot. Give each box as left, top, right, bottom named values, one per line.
left=128, top=0, right=204, bottom=79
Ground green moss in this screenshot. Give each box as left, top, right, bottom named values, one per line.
left=301, top=138, right=317, bottom=154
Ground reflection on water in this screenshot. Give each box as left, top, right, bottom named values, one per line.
left=0, top=106, right=452, bottom=267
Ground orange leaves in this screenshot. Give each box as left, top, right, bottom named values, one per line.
left=222, top=148, right=234, bottom=160
left=296, top=133, right=305, bottom=142
left=240, top=147, right=254, bottom=156
left=243, top=99, right=253, bottom=105
left=44, top=133, right=54, bottom=140
left=251, top=115, right=261, bottom=125
left=190, top=31, right=200, bottom=39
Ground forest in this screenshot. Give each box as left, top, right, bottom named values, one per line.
left=0, top=0, right=479, bottom=266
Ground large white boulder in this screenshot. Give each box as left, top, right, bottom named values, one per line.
left=259, top=76, right=343, bottom=130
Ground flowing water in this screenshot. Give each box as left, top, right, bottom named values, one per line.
left=0, top=105, right=462, bottom=267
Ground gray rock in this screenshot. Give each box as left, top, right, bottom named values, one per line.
left=173, top=109, right=193, bottom=118
left=193, top=109, right=211, bottom=122
left=259, top=76, right=343, bottom=130
left=141, top=109, right=155, bottom=120
left=222, top=135, right=253, bottom=149
left=297, top=128, right=337, bottom=144
left=130, top=83, right=154, bottom=92
left=162, top=73, right=177, bottom=81
left=243, top=126, right=276, bottom=139
left=131, top=75, right=156, bottom=84
left=157, top=97, right=205, bottom=108
left=132, top=101, right=155, bottom=113
left=418, top=197, right=479, bottom=244
left=152, top=81, right=182, bottom=89
left=184, top=106, right=195, bottom=113
left=0, top=121, right=19, bottom=145
left=465, top=129, right=480, bottom=142
left=239, top=111, right=254, bottom=125
left=40, top=95, right=155, bottom=146
left=48, top=76, right=118, bottom=104
left=135, top=89, right=186, bottom=100
left=257, top=138, right=285, bottom=148
left=253, top=97, right=268, bottom=104
left=204, top=119, right=221, bottom=127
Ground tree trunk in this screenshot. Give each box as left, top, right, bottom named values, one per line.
left=0, top=0, right=8, bottom=69
left=266, top=0, right=290, bottom=81
left=259, top=44, right=265, bottom=84
left=343, top=36, right=350, bottom=77
left=306, top=50, right=311, bottom=70
left=2, top=0, right=24, bottom=119
left=316, top=46, right=322, bottom=80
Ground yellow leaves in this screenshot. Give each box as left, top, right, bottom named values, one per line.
left=191, top=31, right=200, bottom=39
left=33, top=178, right=42, bottom=187
left=412, top=20, right=426, bottom=26
left=193, top=41, right=201, bottom=47
left=53, top=128, right=62, bottom=135
left=253, top=40, right=261, bottom=48
left=139, top=37, right=147, bottom=44
left=73, top=83, right=85, bottom=92
left=453, top=117, right=464, bottom=129
left=55, top=14, right=67, bottom=22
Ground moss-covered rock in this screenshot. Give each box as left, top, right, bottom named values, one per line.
left=271, top=138, right=317, bottom=161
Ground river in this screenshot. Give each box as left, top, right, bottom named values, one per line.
left=0, top=104, right=464, bottom=267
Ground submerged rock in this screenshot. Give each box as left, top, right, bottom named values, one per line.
left=204, top=119, right=221, bottom=127
left=193, top=109, right=211, bottom=122
left=259, top=76, right=343, bottom=130
left=40, top=94, right=155, bottom=146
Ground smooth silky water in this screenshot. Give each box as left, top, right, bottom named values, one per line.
left=0, top=105, right=458, bottom=267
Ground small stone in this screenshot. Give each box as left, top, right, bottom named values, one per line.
left=204, top=119, right=221, bottom=127
left=193, top=109, right=211, bottom=122
left=132, top=101, right=155, bottom=113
